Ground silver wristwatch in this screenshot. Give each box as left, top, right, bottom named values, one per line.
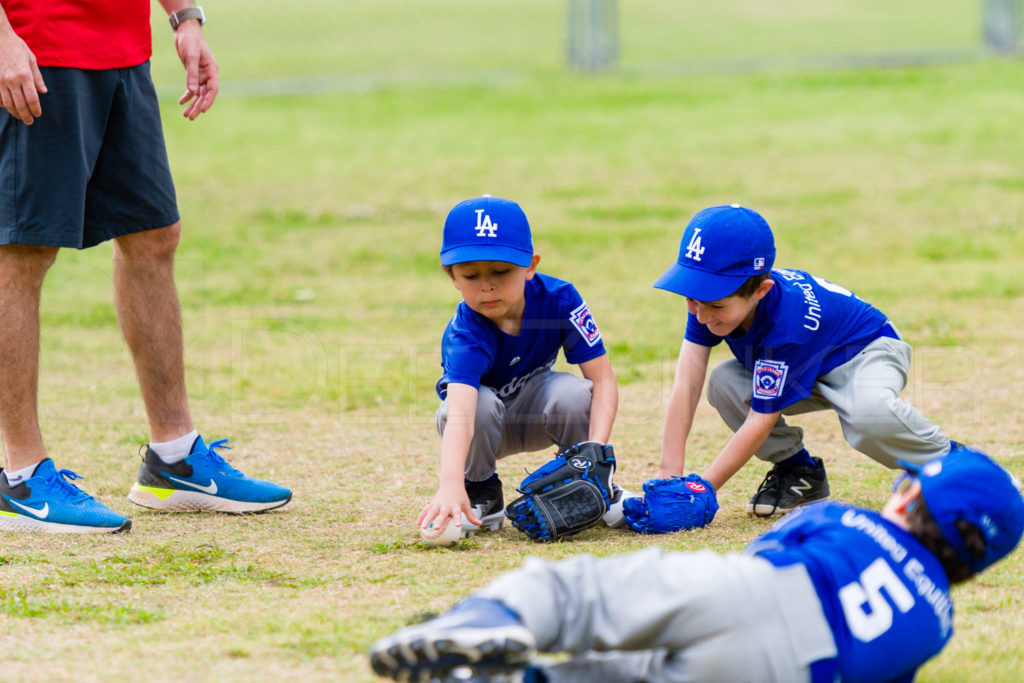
left=168, top=6, right=206, bottom=30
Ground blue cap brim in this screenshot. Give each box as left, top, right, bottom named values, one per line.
left=441, top=245, right=534, bottom=267
left=653, top=262, right=749, bottom=301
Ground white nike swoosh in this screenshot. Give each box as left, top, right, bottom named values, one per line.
left=8, top=498, right=49, bottom=519
left=166, top=476, right=218, bottom=494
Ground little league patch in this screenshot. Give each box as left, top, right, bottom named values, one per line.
left=569, top=301, right=602, bottom=347
left=753, top=359, right=788, bottom=399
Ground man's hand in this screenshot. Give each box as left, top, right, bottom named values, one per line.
left=172, top=22, right=218, bottom=119
left=0, top=28, right=46, bottom=125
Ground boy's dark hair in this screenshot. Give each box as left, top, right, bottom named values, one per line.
left=442, top=264, right=454, bottom=277
left=731, top=273, right=771, bottom=299
left=906, top=496, right=987, bottom=585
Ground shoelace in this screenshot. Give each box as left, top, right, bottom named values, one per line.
left=196, top=439, right=244, bottom=477
left=752, top=468, right=782, bottom=508
left=41, top=468, right=93, bottom=503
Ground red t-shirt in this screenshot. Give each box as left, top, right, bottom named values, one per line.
left=3, top=0, right=152, bottom=69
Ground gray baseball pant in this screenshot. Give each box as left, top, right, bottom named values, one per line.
left=436, top=370, right=592, bottom=481
left=478, top=548, right=837, bottom=682
left=706, top=335, right=950, bottom=468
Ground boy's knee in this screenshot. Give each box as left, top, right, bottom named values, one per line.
left=436, top=388, right=505, bottom=435
left=544, top=378, right=592, bottom=417
left=475, top=388, right=505, bottom=426
left=706, top=361, right=746, bottom=408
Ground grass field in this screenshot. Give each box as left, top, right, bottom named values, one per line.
left=3, top=2, right=1024, bottom=681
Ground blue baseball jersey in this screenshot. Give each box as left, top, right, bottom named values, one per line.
left=685, top=268, right=892, bottom=413
left=436, top=273, right=606, bottom=400
left=749, top=502, right=952, bottom=683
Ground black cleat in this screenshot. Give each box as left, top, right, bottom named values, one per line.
left=463, top=476, right=505, bottom=533
left=746, top=454, right=830, bottom=518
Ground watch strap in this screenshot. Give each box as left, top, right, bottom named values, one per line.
left=169, top=6, right=206, bottom=30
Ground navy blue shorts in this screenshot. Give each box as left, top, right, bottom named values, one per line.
left=0, top=62, right=179, bottom=249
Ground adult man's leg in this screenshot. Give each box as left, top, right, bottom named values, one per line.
left=0, top=244, right=131, bottom=533
left=118, top=224, right=291, bottom=514
left=0, top=245, right=57, bottom=472
left=112, top=223, right=193, bottom=442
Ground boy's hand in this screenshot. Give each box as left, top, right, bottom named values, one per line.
left=418, top=483, right=481, bottom=530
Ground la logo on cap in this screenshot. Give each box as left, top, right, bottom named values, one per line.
left=474, top=209, right=498, bottom=238
left=685, top=228, right=705, bottom=262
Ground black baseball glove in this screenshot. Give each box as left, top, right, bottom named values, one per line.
left=505, top=442, right=617, bottom=542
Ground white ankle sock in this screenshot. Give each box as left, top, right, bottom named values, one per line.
left=4, top=462, right=40, bottom=486
left=149, top=429, right=200, bottom=465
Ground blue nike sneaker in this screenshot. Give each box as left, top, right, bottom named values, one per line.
left=127, top=436, right=291, bottom=514
left=0, top=459, right=131, bottom=533
left=370, top=598, right=536, bottom=681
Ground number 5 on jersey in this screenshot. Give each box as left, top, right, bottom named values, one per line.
left=838, top=558, right=915, bottom=642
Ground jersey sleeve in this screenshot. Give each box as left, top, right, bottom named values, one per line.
left=436, top=313, right=495, bottom=399
left=683, top=312, right=723, bottom=347
left=560, top=286, right=607, bottom=364
left=746, top=504, right=817, bottom=559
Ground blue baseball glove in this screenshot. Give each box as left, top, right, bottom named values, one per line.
left=623, top=474, right=718, bottom=534
left=505, top=442, right=617, bottom=542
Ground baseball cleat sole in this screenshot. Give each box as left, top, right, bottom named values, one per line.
left=745, top=490, right=830, bottom=517
left=461, top=509, right=506, bottom=535
left=370, top=624, right=535, bottom=681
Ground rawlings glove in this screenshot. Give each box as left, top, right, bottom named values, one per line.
left=505, top=442, right=617, bottom=542
left=623, top=474, right=718, bottom=534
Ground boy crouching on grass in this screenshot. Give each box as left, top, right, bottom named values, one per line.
left=653, top=203, right=950, bottom=518
left=418, top=195, right=619, bottom=535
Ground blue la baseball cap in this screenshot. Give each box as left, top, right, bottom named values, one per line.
left=440, top=195, right=534, bottom=267
left=899, top=445, right=1024, bottom=574
left=653, top=204, right=775, bottom=302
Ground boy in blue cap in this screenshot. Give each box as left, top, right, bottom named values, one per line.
left=419, top=196, right=620, bottom=535
left=650, top=203, right=950, bottom=516
left=372, top=444, right=1024, bottom=682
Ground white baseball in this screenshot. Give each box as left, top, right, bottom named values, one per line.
left=421, top=517, right=463, bottom=547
